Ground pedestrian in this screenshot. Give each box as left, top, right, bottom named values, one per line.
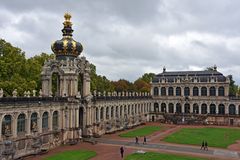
left=135, top=136, right=139, bottom=144
left=204, top=141, right=208, bottom=151
left=120, top=146, right=124, bottom=158
left=143, top=136, right=147, bottom=144
left=200, top=140, right=204, bottom=150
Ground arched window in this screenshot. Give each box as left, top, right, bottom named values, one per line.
left=52, top=111, right=58, bottom=130
left=52, top=72, right=60, bottom=97
left=100, top=107, right=104, bottom=119
left=168, top=103, right=174, bottom=113
left=176, top=103, right=182, bottom=113
left=161, top=103, right=166, bottom=112
left=193, top=103, right=199, bottom=114
left=111, top=107, right=114, bottom=118
left=168, top=87, right=173, bottom=96
left=201, top=104, right=207, bottom=114
left=218, top=104, right=225, bottom=115
left=161, top=87, right=166, bottom=96
left=210, top=86, right=216, bottom=96
left=184, top=87, right=190, bottom=96
left=229, top=104, right=236, bottom=115
left=31, top=112, right=38, bottom=131
left=218, top=87, right=225, bottom=96
left=17, top=113, right=26, bottom=133
left=153, top=87, right=159, bottom=96
left=131, top=105, right=134, bottom=115
left=210, top=104, right=216, bottom=114
left=193, top=87, right=199, bottom=96
left=96, top=108, right=99, bottom=122
left=176, top=87, right=181, bottom=96
left=106, top=107, right=109, bottom=119
left=201, top=87, right=207, bottom=96
left=2, top=115, right=12, bottom=135
left=184, top=103, right=190, bottom=113
left=154, top=103, right=159, bottom=112
left=115, top=106, right=119, bottom=118
left=42, top=112, right=49, bottom=130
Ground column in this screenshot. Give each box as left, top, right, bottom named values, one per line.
left=76, top=108, right=79, bottom=128
left=0, top=114, right=2, bottom=140
left=166, top=103, right=169, bottom=113
left=59, top=109, right=63, bottom=129
left=173, top=104, right=176, bottom=113
left=49, top=110, right=53, bottom=131
left=26, top=112, right=31, bottom=135
left=103, top=107, right=106, bottom=121
left=190, top=86, right=193, bottom=96
left=216, top=104, right=219, bottom=114
left=199, top=105, right=202, bottom=114
left=12, top=114, right=17, bottom=138
left=207, top=105, right=210, bottom=114
left=190, top=104, right=193, bottom=113
left=38, top=112, right=42, bottom=133
left=181, top=87, right=184, bottom=96
left=181, top=104, right=184, bottom=113
left=236, top=106, right=239, bottom=115
left=98, top=107, right=101, bottom=122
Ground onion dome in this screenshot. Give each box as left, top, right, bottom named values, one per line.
left=51, top=13, right=83, bottom=60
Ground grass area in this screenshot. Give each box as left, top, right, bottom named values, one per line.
left=119, top=126, right=162, bottom=138
left=125, top=152, right=207, bottom=160
left=164, top=127, right=240, bottom=148
left=44, top=150, right=96, bottom=160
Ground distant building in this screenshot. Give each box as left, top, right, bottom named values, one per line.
left=150, top=66, right=240, bottom=125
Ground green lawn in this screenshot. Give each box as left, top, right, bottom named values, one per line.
left=44, top=150, right=96, bottom=160
left=119, top=126, right=162, bottom=138
left=164, top=127, right=240, bottom=148
left=125, top=152, right=207, bottom=160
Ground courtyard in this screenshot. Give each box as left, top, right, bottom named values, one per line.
left=26, top=123, right=240, bottom=160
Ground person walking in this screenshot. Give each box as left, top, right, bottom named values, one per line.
left=143, top=136, right=147, bottom=144
left=120, top=146, right=124, bottom=158
left=135, top=136, right=139, bottom=144
left=204, top=141, right=208, bottom=151
left=200, top=140, right=204, bottom=150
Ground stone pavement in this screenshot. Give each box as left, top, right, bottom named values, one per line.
left=95, top=137, right=240, bottom=159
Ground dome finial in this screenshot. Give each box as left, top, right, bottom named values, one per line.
left=63, top=13, right=72, bottom=28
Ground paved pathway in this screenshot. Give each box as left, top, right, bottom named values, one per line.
left=95, top=138, right=240, bottom=159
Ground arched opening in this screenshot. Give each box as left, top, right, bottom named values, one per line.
left=184, top=87, right=190, bottom=96
left=52, top=111, right=58, bottom=130
left=210, top=86, right=216, bottom=96
left=42, top=112, right=49, bottom=132
left=52, top=72, right=60, bottom=97
left=176, top=87, right=181, bottom=96
left=193, top=103, right=199, bottom=114
left=184, top=103, right=190, bottom=113
left=96, top=108, right=99, bottom=122
left=120, top=106, right=123, bottom=117
left=201, top=104, right=207, bottom=114
left=106, top=107, right=109, bottom=119
left=100, top=107, right=104, bottom=120
left=168, top=103, right=174, bottom=113
left=31, top=112, right=38, bottom=132
left=161, top=87, right=166, bottom=96
left=78, top=74, right=84, bottom=97
left=116, top=106, right=119, bottom=118
left=154, top=103, right=159, bottom=112
left=193, top=87, right=199, bottom=96
left=218, top=86, right=225, bottom=96
left=111, top=107, right=114, bottom=118
left=168, top=87, right=174, bottom=96
left=176, top=103, right=181, bottom=113
left=79, top=107, right=84, bottom=129
left=17, top=113, right=26, bottom=134
left=153, top=87, right=159, bottom=96
left=229, top=104, right=236, bottom=115
left=131, top=105, right=134, bottom=115
left=2, top=115, right=12, bottom=135
left=201, top=87, right=207, bottom=96
left=161, top=103, right=166, bottom=112
left=218, top=104, right=225, bottom=115
left=210, top=104, right=216, bottom=114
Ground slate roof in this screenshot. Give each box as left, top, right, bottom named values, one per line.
left=152, top=70, right=227, bottom=83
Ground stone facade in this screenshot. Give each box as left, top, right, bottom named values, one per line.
left=150, top=67, right=240, bottom=126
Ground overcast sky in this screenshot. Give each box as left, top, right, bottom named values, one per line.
left=1, top=0, right=240, bottom=84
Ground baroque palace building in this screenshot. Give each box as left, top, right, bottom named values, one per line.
left=0, top=13, right=240, bottom=159
left=151, top=66, right=240, bottom=125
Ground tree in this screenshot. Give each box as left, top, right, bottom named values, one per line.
left=228, top=75, right=238, bottom=96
